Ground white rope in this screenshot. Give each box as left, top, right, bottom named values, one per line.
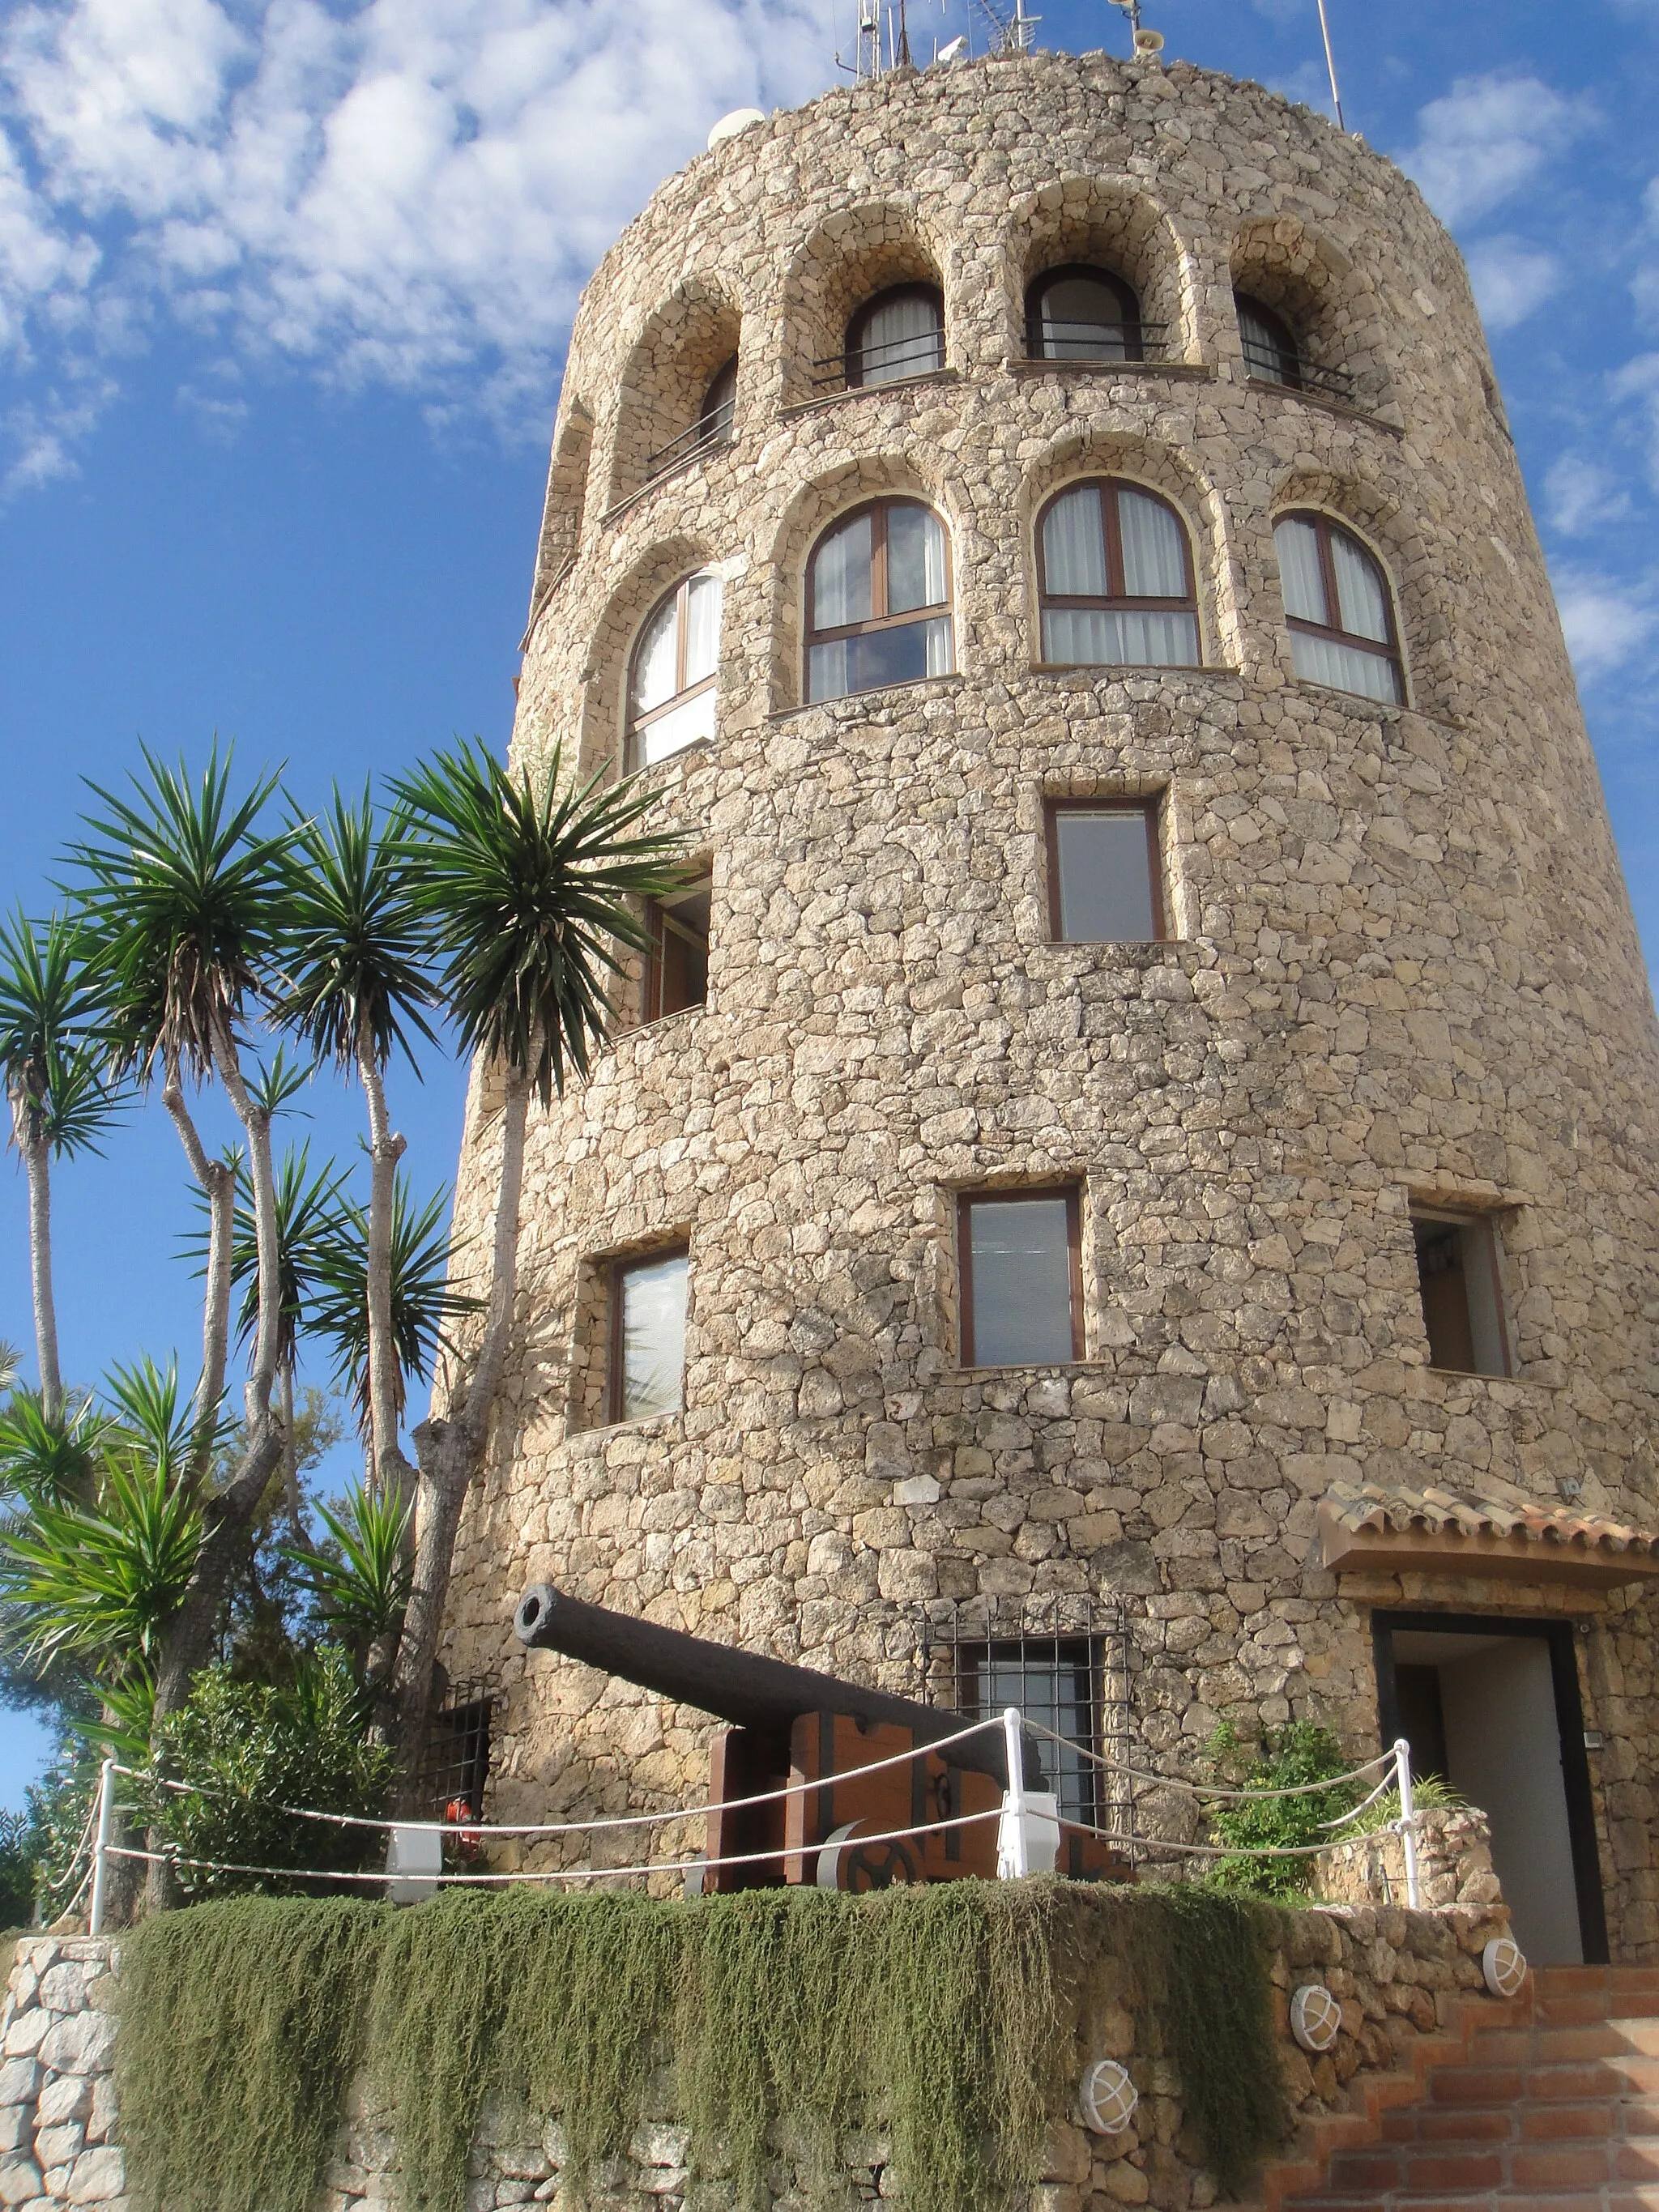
left=1020, top=1719, right=1393, bottom=1801
left=41, top=1791, right=102, bottom=1897
left=1059, top=1813, right=1405, bottom=1861
left=104, top=1801, right=1005, bottom=1890
left=111, top=1713, right=1005, bottom=1840
left=1318, top=1767, right=1397, bottom=1829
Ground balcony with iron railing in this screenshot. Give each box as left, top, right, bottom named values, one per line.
left=1018, top=318, right=1172, bottom=368
left=1241, top=332, right=1355, bottom=404
left=810, top=326, right=949, bottom=394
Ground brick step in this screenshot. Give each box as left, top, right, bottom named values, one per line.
left=1290, top=2196, right=1659, bottom=2212
left=1381, top=2103, right=1659, bottom=2145
left=1322, top=2141, right=1659, bottom=2193
left=1452, top=2024, right=1659, bottom=2065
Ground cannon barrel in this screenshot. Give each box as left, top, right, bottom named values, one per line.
left=513, top=1583, right=1028, bottom=1784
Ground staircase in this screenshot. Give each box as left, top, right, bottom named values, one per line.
left=1279, top=1967, right=1659, bottom=2212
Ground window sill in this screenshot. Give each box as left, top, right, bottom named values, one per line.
left=1289, top=676, right=1408, bottom=720
left=771, top=671, right=964, bottom=723
left=780, top=368, right=960, bottom=420
left=618, top=1002, right=706, bottom=1042
left=629, top=734, right=714, bottom=782
left=565, top=1407, right=686, bottom=1449
left=600, top=441, right=737, bottom=530
left=1243, top=375, right=1404, bottom=437
left=1032, top=660, right=1234, bottom=679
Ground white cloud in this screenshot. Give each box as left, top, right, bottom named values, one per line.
left=1400, top=73, right=1596, bottom=229
left=1555, top=569, right=1659, bottom=679
left=1611, top=353, right=1659, bottom=491
left=1545, top=455, right=1631, bottom=539
left=1465, top=235, right=1561, bottom=332
left=0, top=0, right=833, bottom=475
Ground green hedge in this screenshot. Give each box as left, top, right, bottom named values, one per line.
left=115, top=1882, right=1288, bottom=2212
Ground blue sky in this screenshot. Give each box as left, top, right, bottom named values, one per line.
left=0, top=0, right=1655, bottom=1808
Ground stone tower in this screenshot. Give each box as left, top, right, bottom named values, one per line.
left=438, top=48, right=1659, bottom=1963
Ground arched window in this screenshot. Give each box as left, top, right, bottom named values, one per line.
left=1235, top=292, right=1301, bottom=388
left=1026, top=266, right=1143, bottom=363
left=1273, top=513, right=1402, bottom=703
left=627, top=571, right=722, bottom=766
left=806, top=498, right=953, bottom=701
left=1036, top=479, right=1201, bottom=667
left=846, top=285, right=945, bottom=387
left=697, top=356, right=738, bottom=448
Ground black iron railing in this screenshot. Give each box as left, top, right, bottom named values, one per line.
left=1242, top=338, right=1355, bottom=403
left=812, top=328, right=947, bottom=392
left=641, top=401, right=736, bottom=488
left=1021, top=318, right=1171, bottom=364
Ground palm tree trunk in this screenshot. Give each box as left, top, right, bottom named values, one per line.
left=356, top=1014, right=412, bottom=1501
left=163, top=1072, right=234, bottom=1477
left=280, top=1365, right=301, bottom=1539
left=20, top=1129, right=62, bottom=1421
left=390, top=1043, right=534, bottom=1808
left=211, top=1019, right=280, bottom=1426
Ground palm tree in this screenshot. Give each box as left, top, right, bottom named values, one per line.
left=385, top=738, right=685, bottom=1798
left=64, top=748, right=292, bottom=1736
left=273, top=789, right=439, bottom=1502
left=0, top=911, right=124, bottom=1417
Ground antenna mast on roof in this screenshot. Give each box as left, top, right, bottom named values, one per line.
left=1314, top=0, right=1348, bottom=131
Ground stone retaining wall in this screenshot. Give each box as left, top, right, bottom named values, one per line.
left=0, top=1898, right=1514, bottom=2212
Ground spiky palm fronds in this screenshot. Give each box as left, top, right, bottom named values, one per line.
left=62, top=745, right=289, bottom=1086
left=181, top=1147, right=351, bottom=1379
left=0, top=1392, right=109, bottom=1508
left=390, top=739, right=686, bottom=1102
left=275, top=787, right=440, bottom=1073
left=308, top=1177, right=479, bottom=1434
left=281, top=1484, right=412, bottom=1647
left=0, top=909, right=124, bottom=1157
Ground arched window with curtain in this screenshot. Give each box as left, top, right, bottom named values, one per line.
left=627, top=570, right=723, bottom=767
left=845, top=285, right=945, bottom=387
left=1026, top=266, right=1143, bottom=362
left=1035, top=479, right=1201, bottom=667
left=805, top=497, right=953, bottom=701
left=1273, top=511, right=1402, bottom=703
left=1235, top=292, right=1302, bottom=387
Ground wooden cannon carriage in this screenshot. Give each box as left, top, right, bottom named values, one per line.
left=513, top=1583, right=1132, bottom=1892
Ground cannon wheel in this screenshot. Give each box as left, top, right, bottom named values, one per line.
left=816, top=1821, right=922, bottom=1892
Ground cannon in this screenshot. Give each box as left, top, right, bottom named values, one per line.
left=514, top=1583, right=1132, bottom=1893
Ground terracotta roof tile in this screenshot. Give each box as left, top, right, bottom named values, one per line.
left=1316, top=1477, right=1659, bottom=1586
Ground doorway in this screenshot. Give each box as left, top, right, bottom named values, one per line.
left=1373, top=1611, right=1606, bottom=1964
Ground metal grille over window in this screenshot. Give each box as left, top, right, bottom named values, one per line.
left=1038, top=479, right=1201, bottom=667
left=418, top=1682, right=495, bottom=1820
left=807, top=497, right=953, bottom=701
left=1274, top=512, right=1402, bottom=704
left=1235, top=288, right=1354, bottom=402
left=628, top=573, right=722, bottom=767
left=918, top=1598, right=1134, bottom=1843
left=1026, top=266, right=1148, bottom=363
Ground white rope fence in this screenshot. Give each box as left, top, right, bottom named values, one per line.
left=83, top=1720, right=1427, bottom=1932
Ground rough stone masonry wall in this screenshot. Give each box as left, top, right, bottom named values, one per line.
left=0, top=1904, right=1513, bottom=2212
left=435, top=51, right=1659, bottom=1952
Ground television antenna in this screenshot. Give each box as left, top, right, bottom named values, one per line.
left=1314, top=0, right=1348, bottom=131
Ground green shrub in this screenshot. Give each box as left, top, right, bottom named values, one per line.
left=128, top=1647, right=393, bottom=1898
left=0, top=1807, right=36, bottom=1927
left=115, top=1882, right=1288, bottom=2212
left=1205, top=1720, right=1363, bottom=1899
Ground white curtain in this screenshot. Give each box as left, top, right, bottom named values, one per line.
left=1042, top=487, right=1107, bottom=596
left=642, top=688, right=717, bottom=765
left=1288, top=629, right=1401, bottom=703
left=1331, top=531, right=1392, bottom=642
left=887, top=503, right=948, bottom=613
left=811, top=511, right=873, bottom=632
left=1043, top=607, right=1198, bottom=667
left=860, top=292, right=944, bottom=383
left=1274, top=516, right=1326, bottom=624
left=630, top=595, right=680, bottom=717
left=621, top=1251, right=688, bottom=1421
left=683, top=573, right=723, bottom=684
left=1118, top=488, right=1188, bottom=598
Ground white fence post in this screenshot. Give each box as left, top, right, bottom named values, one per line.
left=998, top=1707, right=1030, bottom=1880
left=1393, top=1736, right=1422, bottom=1909
left=87, top=1757, right=116, bottom=1937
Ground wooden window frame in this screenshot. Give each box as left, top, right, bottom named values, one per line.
left=1277, top=509, right=1404, bottom=697
left=1043, top=797, right=1167, bottom=944
left=642, top=873, right=712, bottom=1025
left=625, top=573, right=719, bottom=771
left=1024, top=263, right=1144, bottom=363
left=1410, top=1205, right=1513, bottom=1379
left=608, top=1243, right=691, bottom=1425
left=1034, top=478, right=1200, bottom=666
left=697, top=356, right=739, bottom=445
left=844, top=283, right=945, bottom=387
left=805, top=495, right=953, bottom=664
left=957, top=1187, right=1085, bottom=1369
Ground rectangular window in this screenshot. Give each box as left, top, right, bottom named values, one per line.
left=1412, top=1209, right=1510, bottom=1376
left=1045, top=801, right=1165, bottom=943
left=959, top=1189, right=1082, bottom=1367
left=643, top=876, right=711, bottom=1022
left=957, top=1638, right=1101, bottom=1826
left=610, top=1247, right=689, bottom=1421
